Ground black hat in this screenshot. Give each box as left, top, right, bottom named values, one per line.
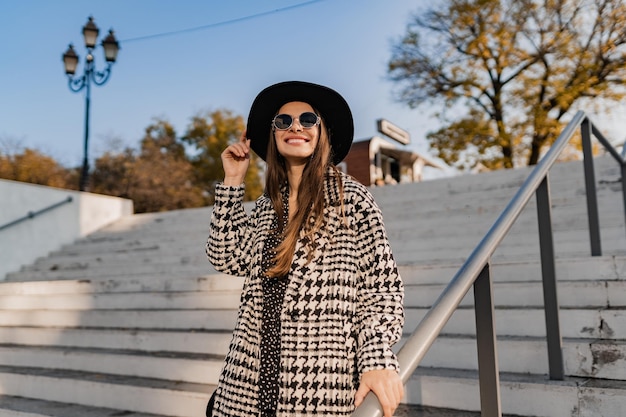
left=246, top=81, right=354, bottom=164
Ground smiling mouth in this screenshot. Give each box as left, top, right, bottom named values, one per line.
left=286, top=138, right=309, bottom=144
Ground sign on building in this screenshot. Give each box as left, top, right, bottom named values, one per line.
left=376, top=119, right=411, bottom=145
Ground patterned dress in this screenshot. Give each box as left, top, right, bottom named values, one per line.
left=258, top=192, right=289, bottom=416
left=206, top=170, right=404, bottom=417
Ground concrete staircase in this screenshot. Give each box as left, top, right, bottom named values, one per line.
left=0, top=156, right=624, bottom=416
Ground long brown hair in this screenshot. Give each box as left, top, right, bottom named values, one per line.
left=264, top=110, right=342, bottom=277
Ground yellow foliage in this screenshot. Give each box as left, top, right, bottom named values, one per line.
left=389, top=0, right=626, bottom=167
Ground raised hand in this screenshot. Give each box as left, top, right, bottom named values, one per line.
left=222, top=132, right=251, bottom=186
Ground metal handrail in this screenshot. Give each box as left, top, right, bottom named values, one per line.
left=0, top=196, right=74, bottom=232
left=353, top=110, right=626, bottom=417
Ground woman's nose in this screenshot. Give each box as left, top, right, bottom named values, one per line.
left=289, top=117, right=304, bottom=131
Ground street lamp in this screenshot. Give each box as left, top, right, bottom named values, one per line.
left=62, top=16, right=119, bottom=191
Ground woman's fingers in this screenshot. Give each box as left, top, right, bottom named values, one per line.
left=223, top=137, right=250, bottom=160
left=225, top=143, right=248, bottom=159
left=356, top=369, right=404, bottom=417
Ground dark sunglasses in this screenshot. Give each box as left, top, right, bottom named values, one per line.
left=272, top=112, right=320, bottom=130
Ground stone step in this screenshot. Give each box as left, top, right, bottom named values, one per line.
left=407, top=280, right=624, bottom=309
left=6, top=254, right=625, bottom=289
left=370, top=178, right=621, bottom=214
left=405, top=307, right=626, bottom=340
left=0, top=309, right=238, bottom=331
left=414, top=336, right=626, bottom=381
left=25, top=250, right=213, bottom=270
left=6, top=262, right=216, bottom=282
left=370, top=156, right=620, bottom=202
left=44, top=231, right=200, bottom=255
left=385, top=209, right=625, bottom=240
left=0, top=345, right=222, bottom=385
left=384, top=207, right=625, bottom=236
left=391, top=233, right=625, bottom=265
left=6, top=262, right=217, bottom=281
left=0, top=366, right=212, bottom=417
left=2, top=329, right=623, bottom=384
left=0, top=274, right=244, bottom=294
left=0, top=290, right=241, bottom=310
left=378, top=190, right=622, bottom=225
left=374, top=180, right=622, bottom=216
left=3, top=363, right=624, bottom=417
left=405, top=367, right=626, bottom=417
left=0, top=279, right=620, bottom=310
left=0, top=304, right=622, bottom=341
left=0, top=328, right=232, bottom=355
left=0, top=303, right=615, bottom=337
left=400, top=256, right=626, bottom=284
left=0, top=395, right=167, bottom=417
left=0, top=395, right=492, bottom=417
left=92, top=205, right=218, bottom=232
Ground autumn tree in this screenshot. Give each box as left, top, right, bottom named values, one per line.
left=182, top=109, right=264, bottom=204
left=0, top=137, right=76, bottom=188
left=91, top=119, right=205, bottom=213
left=388, top=0, right=626, bottom=170
left=2, top=109, right=262, bottom=213
left=89, top=148, right=136, bottom=199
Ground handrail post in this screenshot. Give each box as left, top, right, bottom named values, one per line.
left=473, top=263, right=502, bottom=417
left=536, top=175, right=564, bottom=380
left=622, top=163, right=626, bottom=243
left=581, top=119, right=602, bottom=256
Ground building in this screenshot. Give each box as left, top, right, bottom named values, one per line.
left=342, top=136, right=448, bottom=187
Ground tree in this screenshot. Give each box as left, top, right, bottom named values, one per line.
left=91, top=118, right=205, bottom=213
left=1, top=109, right=263, bottom=213
left=89, top=148, right=136, bottom=199
left=0, top=137, right=75, bottom=188
left=183, top=109, right=264, bottom=204
left=388, top=0, right=626, bottom=170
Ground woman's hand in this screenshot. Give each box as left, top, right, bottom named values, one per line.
left=221, top=132, right=251, bottom=186
left=354, top=369, right=403, bottom=417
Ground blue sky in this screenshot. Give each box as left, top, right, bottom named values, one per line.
left=1, top=0, right=624, bottom=169
left=0, top=0, right=443, bottom=167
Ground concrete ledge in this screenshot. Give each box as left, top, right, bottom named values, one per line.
left=0, top=180, right=133, bottom=280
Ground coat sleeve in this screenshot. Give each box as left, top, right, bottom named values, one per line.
left=206, top=183, right=257, bottom=277
left=350, top=184, right=404, bottom=375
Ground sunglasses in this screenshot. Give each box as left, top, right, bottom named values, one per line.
left=272, top=112, right=320, bottom=130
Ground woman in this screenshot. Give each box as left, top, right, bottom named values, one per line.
left=206, top=81, right=404, bottom=417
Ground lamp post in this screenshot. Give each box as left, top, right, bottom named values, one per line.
left=62, top=16, right=119, bottom=191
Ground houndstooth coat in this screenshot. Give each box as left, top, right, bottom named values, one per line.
left=206, top=170, right=404, bottom=417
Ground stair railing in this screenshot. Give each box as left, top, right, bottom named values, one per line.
left=0, top=196, right=74, bottom=232
left=353, top=110, right=626, bottom=417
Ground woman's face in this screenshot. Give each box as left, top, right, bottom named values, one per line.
left=273, top=101, right=320, bottom=166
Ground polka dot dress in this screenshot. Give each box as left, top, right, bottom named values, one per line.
left=258, top=193, right=289, bottom=417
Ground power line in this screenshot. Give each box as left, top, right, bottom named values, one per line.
left=120, top=0, right=327, bottom=43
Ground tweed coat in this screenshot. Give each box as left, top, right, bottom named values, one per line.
left=206, top=170, right=404, bottom=417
